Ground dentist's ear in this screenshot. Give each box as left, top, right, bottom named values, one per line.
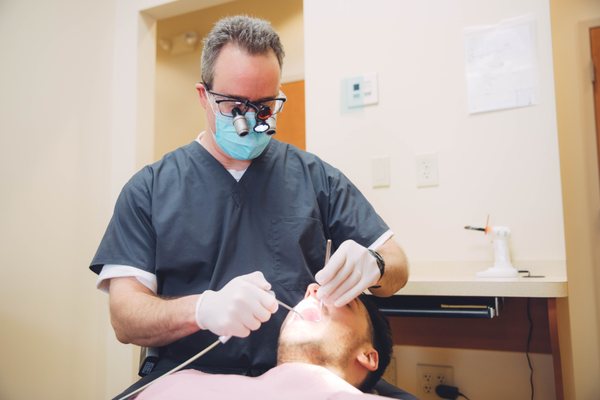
left=195, top=83, right=209, bottom=109
left=357, top=348, right=379, bottom=372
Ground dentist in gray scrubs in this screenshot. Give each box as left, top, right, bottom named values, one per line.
left=90, top=15, right=409, bottom=399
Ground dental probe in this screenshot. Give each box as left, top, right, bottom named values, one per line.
left=319, top=239, right=332, bottom=310
left=267, top=290, right=303, bottom=319
left=325, top=239, right=332, bottom=265
left=277, top=299, right=304, bottom=319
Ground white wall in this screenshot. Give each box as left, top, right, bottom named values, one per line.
left=304, top=0, right=565, bottom=268
left=304, top=0, right=563, bottom=398
left=0, top=0, right=116, bottom=399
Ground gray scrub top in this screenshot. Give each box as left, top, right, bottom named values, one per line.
left=90, top=139, right=389, bottom=377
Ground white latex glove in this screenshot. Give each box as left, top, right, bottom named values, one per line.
left=195, top=271, right=278, bottom=338
left=315, top=240, right=381, bottom=307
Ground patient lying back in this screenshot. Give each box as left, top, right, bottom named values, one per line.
left=136, top=284, right=394, bottom=399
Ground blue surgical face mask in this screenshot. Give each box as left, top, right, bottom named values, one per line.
left=213, top=112, right=272, bottom=160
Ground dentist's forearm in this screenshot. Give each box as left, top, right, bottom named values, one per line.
left=108, top=277, right=200, bottom=347
left=370, top=238, right=409, bottom=297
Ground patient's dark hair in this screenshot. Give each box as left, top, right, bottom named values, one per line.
left=358, top=294, right=393, bottom=392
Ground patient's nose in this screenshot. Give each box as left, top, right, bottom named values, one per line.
left=304, top=283, right=320, bottom=299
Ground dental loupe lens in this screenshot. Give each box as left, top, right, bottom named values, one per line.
left=232, top=115, right=249, bottom=136
left=257, top=106, right=272, bottom=120
left=265, top=117, right=276, bottom=135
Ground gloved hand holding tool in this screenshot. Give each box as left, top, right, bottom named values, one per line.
left=315, top=240, right=384, bottom=307
left=195, top=271, right=279, bottom=338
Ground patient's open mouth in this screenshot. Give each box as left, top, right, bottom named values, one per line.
left=293, top=298, right=322, bottom=322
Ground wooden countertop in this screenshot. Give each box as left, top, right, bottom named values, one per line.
left=392, top=260, right=567, bottom=298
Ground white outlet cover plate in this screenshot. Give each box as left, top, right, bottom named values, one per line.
left=415, top=153, right=439, bottom=188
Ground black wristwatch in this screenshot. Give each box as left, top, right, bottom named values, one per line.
left=368, top=249, right=385, bottom=289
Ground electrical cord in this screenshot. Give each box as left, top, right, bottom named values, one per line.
left=526, top=297, right=534, bottom=400
left=517, top=268, right=537, bottom=399
left=435, top=296, right=535, bottom=400
left=435, top=384, right=471, bottom=400
left=117, top=336, right=229, bottom=400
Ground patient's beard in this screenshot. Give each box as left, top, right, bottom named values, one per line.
left=276, top=330, right=362, bottom=373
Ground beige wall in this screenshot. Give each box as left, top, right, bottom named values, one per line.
left=0, top=0, right=116, bottom=399
left=550, top=0, right=600, bottom=398
left=154, top=0, right=304, bottom=160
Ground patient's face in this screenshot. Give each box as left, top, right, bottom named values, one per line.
left=277, top=283, right=371, bottom=368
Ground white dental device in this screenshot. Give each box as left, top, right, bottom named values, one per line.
left=476, top=226, right=518, bottom=278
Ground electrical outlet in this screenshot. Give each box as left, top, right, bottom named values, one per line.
left=417, top=364, right=453, bottom=399
left=416, top=153, right=439, bottom=188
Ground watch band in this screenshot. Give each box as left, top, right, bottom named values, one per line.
left=368, top=249, right=385, bottom=289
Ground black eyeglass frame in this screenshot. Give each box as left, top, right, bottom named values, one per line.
left=203, top=84, right=287, bottom=121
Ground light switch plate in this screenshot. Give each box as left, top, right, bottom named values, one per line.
left=372, top=156, right=390, bottom=188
